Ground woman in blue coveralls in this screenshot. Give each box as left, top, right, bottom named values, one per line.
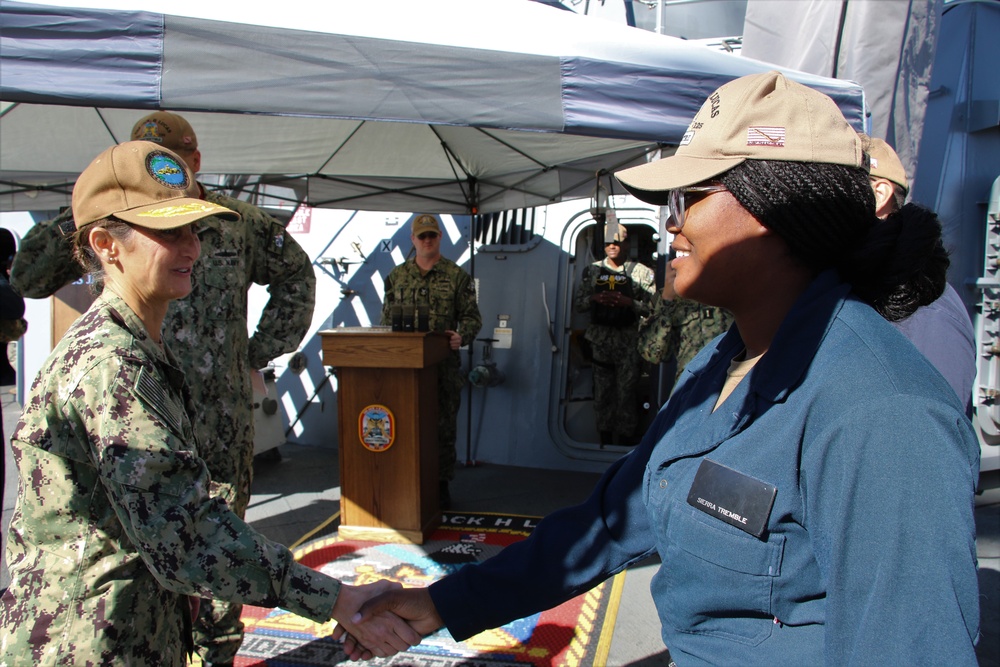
left=351, top=72, right=981, bottom=666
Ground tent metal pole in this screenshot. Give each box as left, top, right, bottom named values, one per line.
left=465, top=180, right=479, bottom=467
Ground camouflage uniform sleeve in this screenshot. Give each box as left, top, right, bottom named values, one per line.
left=454, top=268, right=482, bottom=348
left=637, top=290, right=681, bottom=365
left=630, top=262, right=656, bottom=318
left=9, top=208, right=84, bottom=298
left=90, top=361, right=339, bottom=622
left=574, top=265, right=595, bottom=313
left=230, top=199, right=317, bottom=370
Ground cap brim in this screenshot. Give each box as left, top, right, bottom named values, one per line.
left=615, top=155, right=746, bottom=206
left=115, top=197, right=240, bottom=228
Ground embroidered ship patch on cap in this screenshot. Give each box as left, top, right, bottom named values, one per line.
left=134, top=120, right=166, bottom=143
left=146, top=151, right=189, bottom=189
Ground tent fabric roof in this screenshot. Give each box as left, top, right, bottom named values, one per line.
left=0, top=0, right=867, bottom=214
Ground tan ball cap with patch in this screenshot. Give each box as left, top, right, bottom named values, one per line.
left=615, top=71, right=868, bottom=206
left=131, top=111, right=199, bottom=153
left=72, top=141, right=239, bottom=229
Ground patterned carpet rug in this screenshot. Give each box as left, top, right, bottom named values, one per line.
left=234, top=511, right=624, bottom=666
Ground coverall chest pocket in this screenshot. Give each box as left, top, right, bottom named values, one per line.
left=660, top=503, right=784, bottom=646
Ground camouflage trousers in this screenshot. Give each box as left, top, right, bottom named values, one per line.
left=589, top=326, right=642, bottom=439
left=192, top=432, right=255, bottom=665
left=438, top=353, right=465, bottom=482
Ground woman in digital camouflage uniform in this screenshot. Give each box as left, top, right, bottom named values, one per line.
left=0, top=142, right=418, bottom=665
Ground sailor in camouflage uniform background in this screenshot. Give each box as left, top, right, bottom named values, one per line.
left=8, top=112, right=317, bottom=665
left=0, top=228, right=25, bottom=382
left=380, top=214, right=482, bottom=507
left=0, top=142, right=418, bottom=666
left=0, top=227, right=26, bottom=519
left=638, top=258, right=733, bottom=389
left=574, top=226, right=655, bottom=446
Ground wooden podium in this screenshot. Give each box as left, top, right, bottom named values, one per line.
left=320, top=328, right=451, bottom=543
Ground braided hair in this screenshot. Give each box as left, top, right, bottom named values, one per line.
left=719, top=160, right=947, bottom=321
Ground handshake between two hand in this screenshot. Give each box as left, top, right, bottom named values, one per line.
left=329, top=581, right=444, bottom=661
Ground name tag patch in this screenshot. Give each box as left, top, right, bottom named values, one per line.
left=686, top=459, right=777, bottom=538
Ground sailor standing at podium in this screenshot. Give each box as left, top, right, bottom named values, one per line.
left=380, top=214, right=482, bottom=508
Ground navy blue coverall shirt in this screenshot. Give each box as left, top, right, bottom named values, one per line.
left=430, top=271, right=980, bottom=666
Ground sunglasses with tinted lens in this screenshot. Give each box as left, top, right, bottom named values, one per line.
left=668, top=183, right=728, bottom=230
left=417, top=232, right=439, bottom=240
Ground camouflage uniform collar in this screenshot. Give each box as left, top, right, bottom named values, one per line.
left=600, top=257, right=630, bottom=272
left=409, top=255, right=455, bottom=275
left=96, top=291, right=182, bottom=372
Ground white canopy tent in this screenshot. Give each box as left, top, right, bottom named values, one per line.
left=0, top=0, right=867, bottom=215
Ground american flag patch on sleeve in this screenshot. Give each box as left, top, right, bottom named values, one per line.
left=135, top=365, right=184, bottom=435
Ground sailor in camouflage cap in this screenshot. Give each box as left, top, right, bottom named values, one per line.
left=0, top=142, right=419, bottom=665
left=9, top=110, right=318, bottom=664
